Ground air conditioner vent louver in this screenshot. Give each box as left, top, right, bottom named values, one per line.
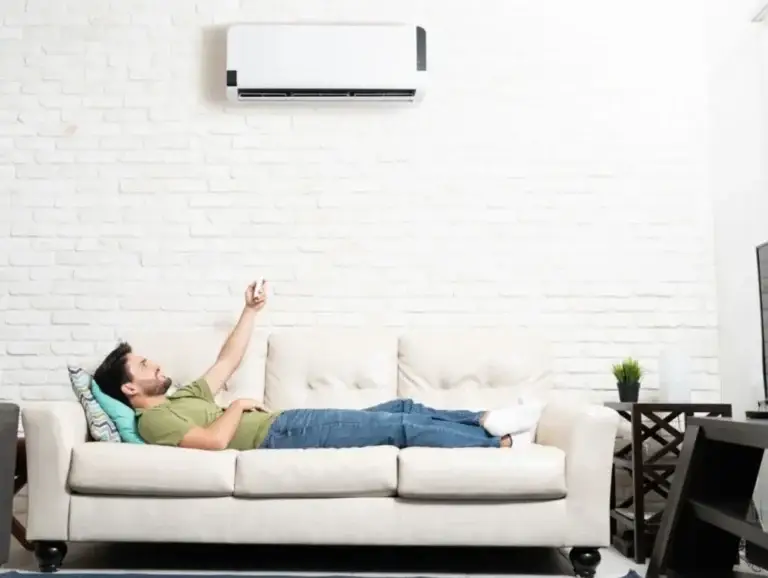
left=237, top=88, right=417, bottom=100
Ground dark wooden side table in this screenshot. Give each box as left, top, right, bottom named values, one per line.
left=12, top=437, right=31, bottom=552
left=742, top=410, right=768, bottom=569
left=647, top=416, right=768, bottom=578
left=0, top=403, right=20, bottom=567
left=605, top=402, right=732, bottom=563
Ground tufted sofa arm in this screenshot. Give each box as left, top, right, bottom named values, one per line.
left=536, top=400, right=619, bottom=546
left=22, top=402, right=88, bottom=541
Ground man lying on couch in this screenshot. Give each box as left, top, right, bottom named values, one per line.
left=93, top=281, right=542, bottom=451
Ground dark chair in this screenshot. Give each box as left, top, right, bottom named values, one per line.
left=0, top=403, right=19, bottom=567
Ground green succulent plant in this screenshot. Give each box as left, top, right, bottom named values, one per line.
left=612, top=358, right=643, bottom=385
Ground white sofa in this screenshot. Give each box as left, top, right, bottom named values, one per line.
left=22, top=328, right=619, bottom=576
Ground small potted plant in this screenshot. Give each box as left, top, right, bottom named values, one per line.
left=612, top=358, right=643, bottom=402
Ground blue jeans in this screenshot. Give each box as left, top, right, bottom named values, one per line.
left=260, top=398, right=501, bottom=449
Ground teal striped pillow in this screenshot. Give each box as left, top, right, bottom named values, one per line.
left=67, top=366, right=121, bottom=443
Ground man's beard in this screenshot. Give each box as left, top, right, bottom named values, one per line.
left=153, top=377, right=172, bottom=395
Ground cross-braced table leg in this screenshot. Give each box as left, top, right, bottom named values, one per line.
left=608, top=404, right=732, bottom=563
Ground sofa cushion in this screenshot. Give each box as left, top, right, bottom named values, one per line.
left=69, top=442, right=237, bottom=497
left=397, top=329, right=553, bottom=410
left=397, top=445, right=567, bottom=499
left=93, top=329, right=269, bottom=407
left=91, top=381, right=145, bottom=444
left=67, top=366, right=121, bottom=443
left=264, top=329, right=399, bottom=410
left=234, top=446, right=398, bottom=497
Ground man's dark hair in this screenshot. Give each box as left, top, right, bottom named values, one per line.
left=93, top=341, right=133, bottom=407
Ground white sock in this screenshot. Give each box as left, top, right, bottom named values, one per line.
left=483, top=403, right=543, bottom=437
left=510, top=430, right=534, bottom=447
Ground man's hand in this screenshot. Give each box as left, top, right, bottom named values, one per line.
left=244, top=280, right=268, bottom=312
left=231, top=398, right=269, bottom=413
left=181, top=398, right=263, bottom=451
left=202, top=282, right=269, bottom=397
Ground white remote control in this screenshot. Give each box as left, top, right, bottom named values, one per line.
left=254, top=277, right=265, bottom=296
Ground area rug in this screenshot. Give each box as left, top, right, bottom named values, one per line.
left=1, top=574, right=378, bottom=577
left=0, top=574, right=483, bottom=577
left=0, top=570, right=641, bottom=578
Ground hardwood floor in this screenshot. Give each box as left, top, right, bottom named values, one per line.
left=7, top=506, right=643, bottom=576
left=7, top=540, right=643, bottom=576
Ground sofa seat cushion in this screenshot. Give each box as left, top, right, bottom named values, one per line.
left=235, top=446, right=398, bottom=497
left=397, top=445, right=567, bottom=499
left=69, top=442, right=237, bottom=497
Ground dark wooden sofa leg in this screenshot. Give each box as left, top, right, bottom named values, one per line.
left=569, top=547, right=601, bottom=578
left=34, top=541, right=67, bottom=573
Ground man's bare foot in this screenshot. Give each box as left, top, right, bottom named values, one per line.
left=500, top=435, right=513, bottom=448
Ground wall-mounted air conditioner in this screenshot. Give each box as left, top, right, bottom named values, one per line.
left=225, top=23, right=427, bottom=103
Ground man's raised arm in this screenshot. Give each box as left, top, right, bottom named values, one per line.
left=203, top=280, right=267, bottom=396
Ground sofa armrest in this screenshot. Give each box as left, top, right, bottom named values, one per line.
left=536, top=400, right=619, bottom=546
left=22, top=402, right=88, bottom=541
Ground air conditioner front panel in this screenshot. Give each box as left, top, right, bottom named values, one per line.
left=226, top=23, right=425, bottom=98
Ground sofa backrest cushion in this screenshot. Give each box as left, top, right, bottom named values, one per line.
left=264, top=329, right=399, bottom=410
left=103, top=328, right=270, bottom=406
left=84, top=328, right=554, bottom=413
left=397, top=329, right=553, bottom=410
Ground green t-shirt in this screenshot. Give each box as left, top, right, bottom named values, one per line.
left=136, top=378, right=279, bottom=450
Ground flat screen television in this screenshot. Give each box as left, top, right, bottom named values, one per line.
left=758, top=242, right=768, bottom=400
left=746, top=242, right=768, bottom=566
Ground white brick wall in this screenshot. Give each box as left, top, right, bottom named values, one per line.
left=0, top=0, right=721, bottom=402
left=709, top=0, right=768, bottom=418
